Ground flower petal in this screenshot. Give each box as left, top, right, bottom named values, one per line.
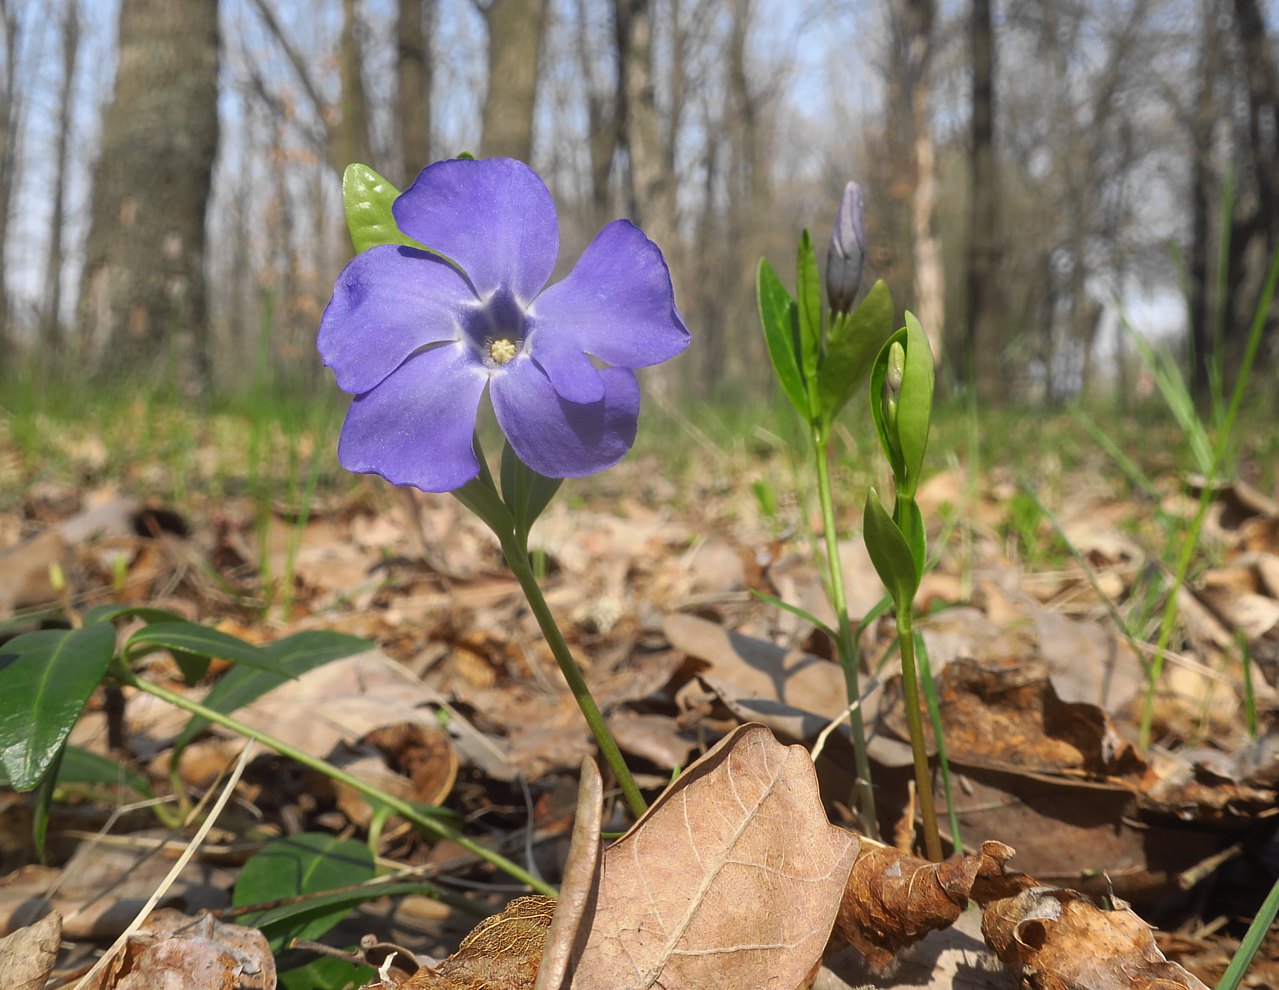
left=529, top=219, right=690, bottom=368
left=526, top=327, right=605, bottom=405
left=491, top=363, right=639, bottom=478
left=319, top=245, right=476, bottom=395
left=337, top=343, right=487, bottom=493
left=393, top=158, right=558, bottom=303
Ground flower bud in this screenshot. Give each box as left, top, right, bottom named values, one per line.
left=886, top=340, right=906, bottom=393
left=825, top=181, right=866, bottom=314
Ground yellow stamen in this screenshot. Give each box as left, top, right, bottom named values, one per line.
left=489, top=338, right=519, bottom=366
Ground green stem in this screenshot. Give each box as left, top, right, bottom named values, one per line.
left=127, top=674, right=556, bottom=897
left=500, top=537, right=648, bottom=821
left=896, top=607, right=942, bottom=861
left=812, top=425, right=878, bottom=839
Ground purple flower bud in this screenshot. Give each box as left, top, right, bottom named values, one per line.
left=825, top=181, right=866, bottom=314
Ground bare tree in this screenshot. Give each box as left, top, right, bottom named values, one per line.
left=0, top=0, right=24, bottom=343
left=478, top=0, right=548, bottom=161
left=398, top=0, right=433, bottom=183
left=42, top=0, right=81, bottom=363
left=78, top=0, right=220, bottom=385
left=964, top=0, right=1002, bottom=399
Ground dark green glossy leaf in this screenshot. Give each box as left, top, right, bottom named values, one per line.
left=83, top=604, right=184, bottom=627
left=863, top=489, right=920, bottom=608
left=816, top=280, right=895, bottom=424
left=173, top=631, right=370, bottom=757
left=33, top=741, right=64, bottom=860
left=895, top=312, right=935, bottom=497
left=0, top=744, right=151, bottom=796
left=233, top=833, right=376, bottom=950
left=170, top=648, right=211, bottom=686
left=796, top=230, right=823, bottom=382
left=0, top=624, right=117, bottom=791
left=126, top=622, right=291, bottom=678
left=757, top=258, right=807, bottom=417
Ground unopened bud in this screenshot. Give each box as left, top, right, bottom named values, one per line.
left=825, top=181, right=866, bottom=314
left=49, top=561, right=66, bottom=593
left=886, top=341, right=906, bottom=393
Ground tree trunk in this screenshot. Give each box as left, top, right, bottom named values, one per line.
left=616, top=0, right=675, bottom=244
left=480, top=0, right=548, bottom=161
left=335, top=0, right=373, bottom=171
left=0, top=0, right=21, bottom=347
left=397, top=0, right=432, bottom=183
left=43, top=0, right=81, bottom=365
left=964, top=0, right=1002, bottom=401
left=78, top=0, right=220, bottom=387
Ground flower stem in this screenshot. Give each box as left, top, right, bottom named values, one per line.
left=127, top=674, right=556, bottom=897
left=500, top=537, right=649, bottom=821
left=896, top=606, right=942, bottom=861
left=811, top=426, right=878, bottom=839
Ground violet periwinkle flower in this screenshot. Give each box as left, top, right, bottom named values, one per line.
left=825, top=180, right=866, bottom=315
left=318, top=158, right=690, bottom=493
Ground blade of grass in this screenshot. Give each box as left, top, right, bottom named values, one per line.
left=1215, top=872, right=1279, bottom=990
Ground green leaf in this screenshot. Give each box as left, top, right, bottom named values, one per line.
left=33, top=741, right=65, bottom=860
left=0, top=624, right=117, bottom=791
left=816, top=280, right=895, bottom=424
left=757, top=258, right=807, bottom=417
left=870, top=327, right=907, bottom=480
left=83, top=604, right=184, bottom=627
left=342, top=164, right=419, bottom=255
left=278, top=956, right=374, bottom=990
left=748, top=590, right=837, bottom=642
left=233, top=833, right=376, bottom=950
left=173, top=631, right=370, bottom=757
left=0, top=744, right=152, bottom=796
left=126, top=622, right=292, bottom=678
left=796, top=230, right=823, bottom=382
left=863, top=489, right=920, bottom=608
left=169, top=649, right=211, bottom=686
left=500, top=441, right=563, bottom=548
left=895, top=312, right=935, bottom=497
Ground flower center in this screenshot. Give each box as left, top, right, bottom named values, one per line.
left=488, top=337, right=520, bottom=366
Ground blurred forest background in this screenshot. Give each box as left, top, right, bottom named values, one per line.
left=0, top=0, right=1274, bottom=407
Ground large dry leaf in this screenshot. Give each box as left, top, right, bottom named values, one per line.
left=91, top=908, right=276, bottom=990
left=568, top=723, right=858, bottom=990
left=982, top=887, right=1210, bottom=990
left=0, top=910, right=61, bottom=990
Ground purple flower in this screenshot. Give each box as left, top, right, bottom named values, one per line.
left=318, top=158, right=690, bottom=493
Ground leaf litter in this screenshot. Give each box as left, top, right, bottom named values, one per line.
left=1, top=431, right=1278, bottom=987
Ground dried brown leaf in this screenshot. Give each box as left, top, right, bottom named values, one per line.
left=0, top=910, right=61, bottom=990
left=569, top=723, right=858, bottom=990
left=981, top=887, right=1210, bottom=990
left=833, top=841, right=1020, bottom=973
left=92, top=908, right=275, bottom=990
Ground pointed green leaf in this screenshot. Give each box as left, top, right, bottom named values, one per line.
left=0, top=624, right=117, bottom=791
left=895, top=312, right=935, bottom=497
left=870, top=327, right=908, bottom=480
left=757, top=258, right=807, bottom=416
left=500, top=441, right=564, bottom=548
left=863, top=489, right=920, bottom=608
left=816, top=280, right=895, bottom=424
left=126, top=622, right=292, bottom=678
left=233, top=833, right=375, bottom=950
left=0, top=744, right=151, bottom=796
left=173, top=631, right=371, bottom=757
left=796, top=229, right=823, bottom=383
left=83, top=604, right=185, bottom=626
left=343, top=164, right=418, bottom=254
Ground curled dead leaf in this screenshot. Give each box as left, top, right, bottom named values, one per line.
left=833, top=840, right=1019, bottom=973
left=981, top=887, right=1210, bottom=990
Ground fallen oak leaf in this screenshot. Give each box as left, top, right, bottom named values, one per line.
left=545, top=722, right=859, bottom=990
left=981, top=886, right=1211, bottom=990
left=832, top=839, right=1021, bottom=973
left=0, top=910, right=61, bottom=990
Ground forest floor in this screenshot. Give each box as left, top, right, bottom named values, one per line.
left=1, top=387, right=1278, bottom=989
